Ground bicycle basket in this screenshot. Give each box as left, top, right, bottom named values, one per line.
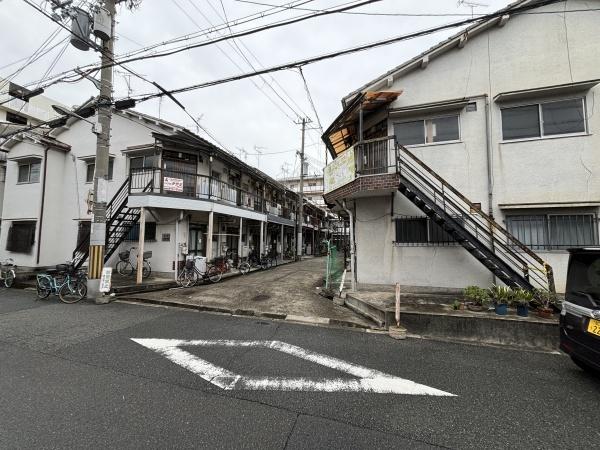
left=118, top=251, right=130, bottom=261
left=143, top=251, right=152, bottom=260
left=185, top=259, right=195, bottom=270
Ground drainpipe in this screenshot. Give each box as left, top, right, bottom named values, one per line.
left=484, top=95, right=494, bottom=218
left=341, top=200, right=356, bottom=292
left=484, top=95, right=497, bottom=285
left=36, top=147, right=49, bottom=265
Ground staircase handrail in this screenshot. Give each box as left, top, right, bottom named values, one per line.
left=395, top=143, right=555, bottom=292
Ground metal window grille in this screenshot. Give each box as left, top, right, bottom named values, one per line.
left=505, top=213, right=599, bottom=250
left=394, top=216, right=460, bottom=246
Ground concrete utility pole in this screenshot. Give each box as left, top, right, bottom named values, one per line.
left=295, top=117, right=310, bottom=260
left=90, top=0, right=116, bottom=302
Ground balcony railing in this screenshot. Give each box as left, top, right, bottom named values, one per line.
left=129, top=168, right=299, bottom=221
left=355, top=136, right=398, bottom=176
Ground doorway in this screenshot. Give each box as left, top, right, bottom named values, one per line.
left=188, top=224, right=206, bottom=257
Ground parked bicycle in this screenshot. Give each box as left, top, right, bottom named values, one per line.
left=116, top=247, right=151, bottom=278
left=36, top=262, right=87, bottom=304
left=224, top=249, right=250, bottom=275
left=248, top=249, right=268, bottom=270
left=177, top=256, right=222, bottom=287
left=0, top=258, right=16, bottom=288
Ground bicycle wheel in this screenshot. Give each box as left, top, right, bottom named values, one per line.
left=207, top=265, right=222, bottom=283
left=59, top=280, right=86, bottom=304
left=142, top=261, right=151, bottom=279
left=4, top=270, right=15, bottom=287
left=36, top=277, right=52, bottom=299
left=116, top=260, right=133, bottom=276
left=239, top=262, right=250, bottom=275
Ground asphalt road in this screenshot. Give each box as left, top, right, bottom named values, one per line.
left=1, top=288, right=598, bottom=449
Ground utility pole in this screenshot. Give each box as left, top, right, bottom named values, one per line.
left=89, top=0, right=116, bottom=303
left=295, top=117, right=311, bottom=260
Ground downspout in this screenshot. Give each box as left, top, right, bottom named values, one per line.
left=340, top=199, right=356, bottom=292
left=36, top=147, right=49, bottom=265
left=484, top=95, right=494, bottom=218
left=484, top=95, right=497, bottom=284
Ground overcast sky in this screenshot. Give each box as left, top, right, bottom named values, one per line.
left=1, top=0, right=512, bottom=178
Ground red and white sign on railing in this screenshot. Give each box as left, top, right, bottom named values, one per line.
left=163, top=177, right=183, bottom=192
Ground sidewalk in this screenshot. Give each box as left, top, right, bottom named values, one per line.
left=119, top=257, right=376, bottom=330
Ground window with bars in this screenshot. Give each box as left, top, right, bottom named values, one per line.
left=125, top=222, right=157, bottom=242
left=6, top=221, right=36, bottom=253
left=394, top=216, right=460, bottom=246
left=505, top=213, right=598, bottom=250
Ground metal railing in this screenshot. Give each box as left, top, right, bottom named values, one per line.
left=355, top=136, right=397, bottom=175
left=129, top=167, right=297, bottom=218
left=396, top=142, right=555, bottom=292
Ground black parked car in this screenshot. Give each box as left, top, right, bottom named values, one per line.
left=560, top=248, right=600, bottom=374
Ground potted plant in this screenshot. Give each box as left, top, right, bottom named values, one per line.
left=489, top=284, right=511, bottom=316
left=463, top=286, right=489, bottom=312
left=513, top=289, right=533, bottom=317
left=534, top=289, right=558, bottom=319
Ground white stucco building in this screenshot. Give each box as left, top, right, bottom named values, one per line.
left=323, top=0, right=600, bottom=293
left=0, top=103, right=330, bottom=276
left=0, top=79, right=64, bottom=228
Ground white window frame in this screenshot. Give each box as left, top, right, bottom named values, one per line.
left=393, top=113, right=461, bottom=148
left=129, top=155, right=157, bottom=170
left=16, top=160, right=41, bottom=184
left=85, top=158, right=114, bottom=183
left=500, top=97, right=588, bottom=143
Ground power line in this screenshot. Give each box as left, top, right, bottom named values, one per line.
left=3, top=0, right=316, bottom=93
left=127, top=0, right=565, bottom=104
left=207, top=0, right=310, bottom=121
left=50, top=0, right=386, bottom=79
left=173, top=0, right=298, bottom=123
left=21, top=0, right=232, bottom=152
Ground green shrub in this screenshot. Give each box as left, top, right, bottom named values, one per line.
left=463, top=285, right=490, bottom=306
left=488, top=284, right=512, bottom=305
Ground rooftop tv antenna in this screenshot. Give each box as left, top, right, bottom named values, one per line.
left=457, top=0, right=488, bottom=18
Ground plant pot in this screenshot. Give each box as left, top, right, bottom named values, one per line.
left=537, top=307, right=554, bottom=319
left=494, top=303, right=508, bottom=315
left=516, top=304, right=529, bottom=317
left=467, top=303, right=484, bottom=312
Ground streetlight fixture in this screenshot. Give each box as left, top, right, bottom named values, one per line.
left=51, top=104, right=102, bottom=135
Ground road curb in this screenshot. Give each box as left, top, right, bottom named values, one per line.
left=117, top=296, right=379, bottom=331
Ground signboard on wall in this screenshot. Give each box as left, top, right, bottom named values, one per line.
left=163, top=177, right=184, bottom=192
left=324, top=146, right=355, bottom=193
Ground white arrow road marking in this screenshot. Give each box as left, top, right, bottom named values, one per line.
left=131, top=338, right=456, bottom=396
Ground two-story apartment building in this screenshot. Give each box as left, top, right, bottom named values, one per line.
left=0, top=80, right=64, bottom=228
left=322, top=0, right=600, bottom=293
left=0, top=103, right=313, bottom=276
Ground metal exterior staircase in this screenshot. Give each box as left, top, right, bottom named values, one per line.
left=355, top=137, right=555, bottom=292
left=72, top=176, right=149, bottom=269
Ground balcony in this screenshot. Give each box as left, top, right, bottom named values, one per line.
left=323, top=136, right=400, bottom=203
left=129, top=168, right=296, bottom=222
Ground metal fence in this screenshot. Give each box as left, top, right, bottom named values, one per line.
left=393, top=216, right=462, bottom=246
